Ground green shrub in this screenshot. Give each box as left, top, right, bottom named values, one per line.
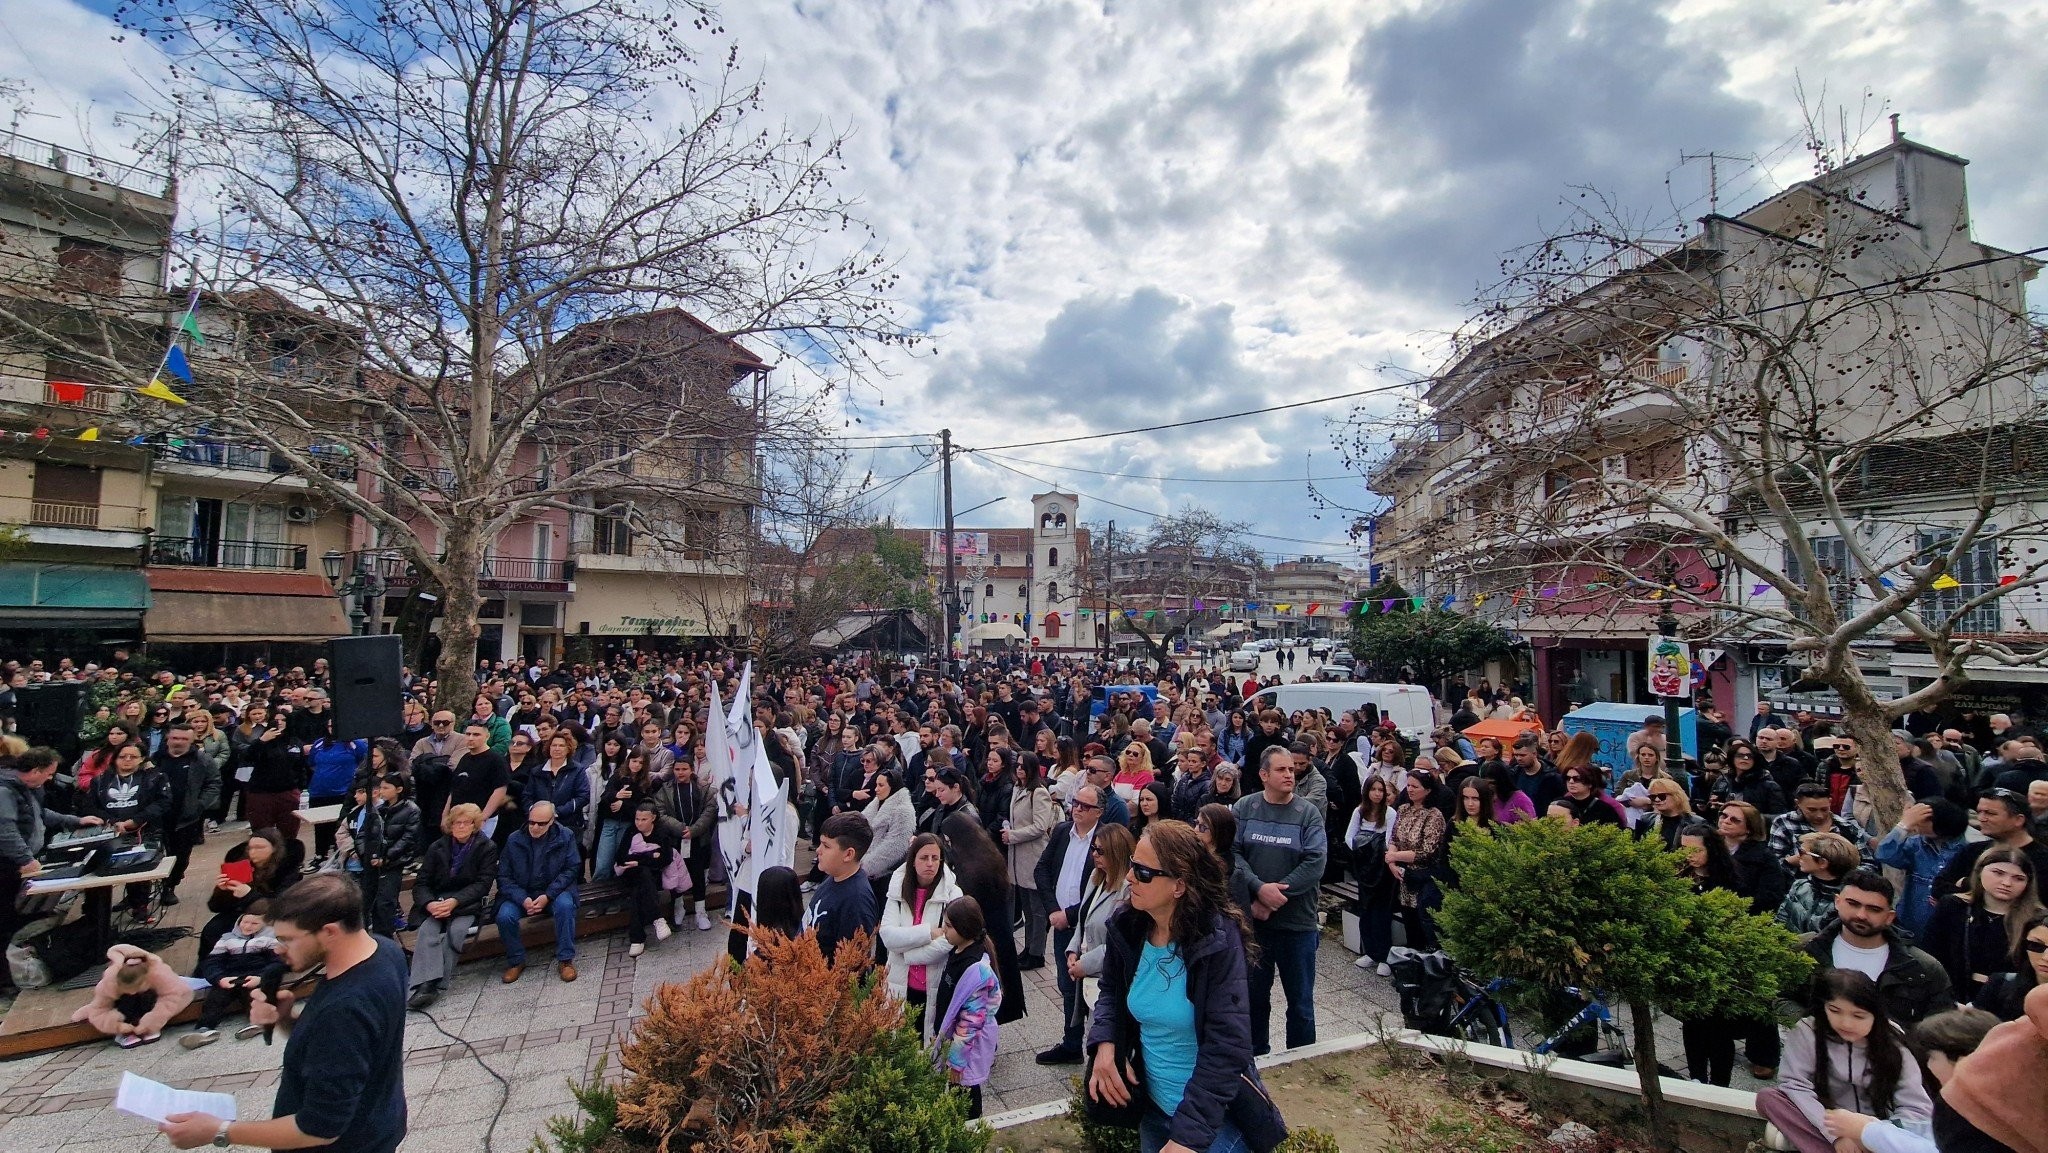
left=784, top=1022, right=989, bottom=1153
left=1066, top=1075, right=1140, bottom=1153
left=530, top=1058, right=621, bottom=1153
left=1275, top=1128, right=1341, bottom=1153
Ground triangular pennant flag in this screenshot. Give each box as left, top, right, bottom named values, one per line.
left=1244, top=602, right=1259, bottom=612
left=1305, top=603, right=1321, bottom=616
left=164, top=345, right=194, bottom=384
left=1540, top=586, right=1559, bottom=598
left=125, top=435, right=148, bottom=446
left=31, top=427, right=48, bottom=440
left=137, top=379, right=188, bottom=405
left=1878, top=577, right=1896, bottom=590
left=1474, top=593, right=1489, bottom=605
left=1123, top=610, right=1136, bottom=619
left=1144, top=610, right=1157, bottom=621
left=75, top=427, right=98, bottom=442
left=1192, top=598, right=1205, bottom=611
left=1338, top=601, right=1354, bottom=614
left=1510, top=589, right=1526, bottom=606
left=1442, top=594, right=1455, bottom=609
left=180, top=310, right=205, bottom=347
left=1751, top=583, right=1769, bottom=596
left=1410, top=596, right=1426, bottom=610
left=1381, top=598, right=1396, bottom=612
left=1930, top=574, right=1961, bottom=590
left=48, top=381, right=88, bottom=404
left=1275, top=603, right=1291, bottom=614
left=1999, top=575, right=2019, bottom=587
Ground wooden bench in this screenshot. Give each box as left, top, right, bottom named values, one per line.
left=408, top=878, right=721, bottom=964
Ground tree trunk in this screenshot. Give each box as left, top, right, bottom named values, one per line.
left=1832, top=664, right=1910, bottom=833
left=1627, top=999, right=1672, bottom=1148
left=434, top=525, right=485, bottom=719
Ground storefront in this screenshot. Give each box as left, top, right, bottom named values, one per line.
left=0, top=562, right=150, bottom=659
left=142, top=567, right=349, bottom=669
left=566, top=571, right=739, bottom=661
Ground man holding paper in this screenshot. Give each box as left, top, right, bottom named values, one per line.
left=158, top=872, right=407, bottom=1151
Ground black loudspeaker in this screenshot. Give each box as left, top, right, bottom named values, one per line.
left=17, top=683, right=86, bottom=757
left=326, top=634, right=403, bottom=740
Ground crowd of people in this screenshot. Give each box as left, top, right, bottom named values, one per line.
left=4, top=647, right=2048, bottom=1152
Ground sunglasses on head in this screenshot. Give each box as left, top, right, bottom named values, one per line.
left=1129, top=861, right=1174, bottom=884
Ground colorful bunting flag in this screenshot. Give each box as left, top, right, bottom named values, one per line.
left=1474, top=593, right=1488, bottom=606
left=1305, top=603, right=1321, bottom=616
left=1275, top=603, right=1291, bottom=613
left=163, top=345, right=194, bottom=385
left=75, top=427, right=98, bottom=442
left=1999, top=575, right=2019, bottom=587
left=1930, top=574, right=1961, bottom=590
left=137, top=379, right=188, bottom=405
left=1338, top=601, right=1355, bottom=614
left=1381, top=598, right=1396, bottom=612
left=1751, top=583, right=1768, bottom=596
left=1442, top=594, right=1455, bottom=609
left=48, top=381, right=88, bottom=405
left=1878, top=577, right=1896, bottom=590
left=1192, top=598, right=1205, bottom=611
left=1410, top=596, right=1426, bottom=611
left=1510, top=590, right=1526, bottom=606
left=1540, top=586, right=1558, bottom=598
left=180, top=310, right=205, bottom=347
left=1144, top=610, right=1157, bottom=620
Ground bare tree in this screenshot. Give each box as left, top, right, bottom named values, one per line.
left=0, top=0, right=908, bottom=708
left=1364, top=125, right=2047, bottom=830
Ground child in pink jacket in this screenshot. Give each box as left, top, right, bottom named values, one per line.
left=72, top=944, right=193, bottom=1047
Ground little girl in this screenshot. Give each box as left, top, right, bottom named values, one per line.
left=931, top=895, right=1001, bottom=1120
left=1758, top=969, right=1934, bottom=1152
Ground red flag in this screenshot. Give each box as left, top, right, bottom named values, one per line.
left=48, top=381, right=88, bottom=404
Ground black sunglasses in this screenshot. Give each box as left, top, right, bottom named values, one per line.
left=2025, top=939, right=2047, bottom=955
left=1069, top=800, right=1100, bottom=812
left=527, top=819, right=552, bottom=828
left=1129, top=861, right=1175, bottom=884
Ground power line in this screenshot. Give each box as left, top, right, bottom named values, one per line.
left=972, top=449, right=1365, bottom=485
left=974, top=453, right=1366, bottom=552
left=965, top=382, right=1410, bottom=453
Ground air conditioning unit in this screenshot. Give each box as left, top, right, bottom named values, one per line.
left=285, top=504, right=315, bottom=524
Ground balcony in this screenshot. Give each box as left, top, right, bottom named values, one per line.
left=571, top=544, right=742, bottom=578
left=14, top=499, right=149, bottom=550
left=149, top=536, right=308, bottom=571
left=375, top=552, right=575, bottom=592
left=31, top=499, right=106, bottom=529
left=153, top=440, right=355, bottom=486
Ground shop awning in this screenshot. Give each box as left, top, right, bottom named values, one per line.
left=0, top=563, right=150, bottom=627
left=143, top=568, right=350, bottom=643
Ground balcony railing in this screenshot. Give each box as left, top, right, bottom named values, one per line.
left=43, top=383, right=113, bottom=411
left=150, top=536, right=308, bottom=571
left=31, top=499, right=103, bottom=528
left=154, top=440, right=357, bottom=482
left=374, top=553, right=572, bottom=585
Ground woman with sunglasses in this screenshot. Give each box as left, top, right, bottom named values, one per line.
left=1113, top=743, right=1158, bottom=806
left=1086, top=821, right=1287, bottom=1153
left=1067, top=823, right=1135, bottom=1032
left=1970, top=911, right=2048, bottom=1021
left=1635, top=778, right=1695, bottom=850
left=1557, top=764, right=1625, bottom=828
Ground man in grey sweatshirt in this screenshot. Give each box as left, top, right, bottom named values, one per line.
left=1232, top=744, right=1327, bottom=1055
left=1, top=748, right=102, bottom=963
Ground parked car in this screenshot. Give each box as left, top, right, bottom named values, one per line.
left=1308, top=639, right=1334, bottom=658
left=1227, top=644, right=1263, bottom=672
left=1246, top=682, right=1441, bottom=751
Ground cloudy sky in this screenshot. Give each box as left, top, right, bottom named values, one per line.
left=5, top=0, right=2047, bottom=564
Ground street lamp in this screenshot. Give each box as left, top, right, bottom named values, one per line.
left=323, top=549, right=387, bottom=636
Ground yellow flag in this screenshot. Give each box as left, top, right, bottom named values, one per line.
left=1275, top=603, right=1292, bottom=613
left=137, top=379, right=188, bottom=405
left=76, top=427, right=99, bottom=442
left=1930, top=574, right=1961, bottom=590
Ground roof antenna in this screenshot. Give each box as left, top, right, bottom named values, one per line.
left=1890, top=113, right=1902, bottom=143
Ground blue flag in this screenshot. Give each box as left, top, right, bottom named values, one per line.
left=164, top=345, right=194, bottom=384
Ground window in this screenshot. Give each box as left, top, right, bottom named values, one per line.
left=592, top=515, right=632, bottom=556
left=519, top=603, right=558, bottom=627
left=681, top=508, right=721, bottom=558
left=1046, top=581, right=1059, bottom=600
left=984, top=583, right=994, bottom=599
left=1017, top=583, right=1028, bottom=598
left=693, top=441, right=722, bottom=481
left=31, top=463, right=100, bottom=527
left=1783, top=536, right=1853, bottom=621
left=1047, top=546, right=1059, bottom=567
left=534, top=523, right=551, bottom=567
left=992, top=553, right=1002, bottom=566
left=54, top=238, right=124, bottom=293
left=1918, top=530, right=2000, bottom=634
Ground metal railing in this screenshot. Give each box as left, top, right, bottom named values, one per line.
left=30, top=499, right=101, bottom=528
left=154, top=439, right=356, bottom=481
left=0, top=130, right=170, bottom=197
left=374, top=553, right=571, bottom=584
left=150, top=536, right=308, bottom=571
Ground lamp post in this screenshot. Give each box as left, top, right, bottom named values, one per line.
left=322, top=549, right=388, bottom=636
left=1650, top=545, right=1726, bottom=777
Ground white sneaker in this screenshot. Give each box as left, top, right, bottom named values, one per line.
left=1376, top=962, right=1392, bottom=977
left=695, top=911, right=712, bottom=931
left=673, top=906, right=690, bottom=928
left=653, top=918, right=672, bottom=942
left=1354, top=955, right=1374, bottom=969
left=628, top=942, right=645, bottom=958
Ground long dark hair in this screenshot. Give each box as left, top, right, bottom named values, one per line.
left=899, top=832, right=948, bottom=907
left=1138, top=820, right=1256, bottom=962
left=1812, top=969, right=1905, bottom=1118
left=244, top=827, right=288, bottom=890
left=1457, top=777, right=1497, bottom=829
left=1131, top=781, right=1171, bottom=838
left=1197, top=802, right=1237, bottom=860
left=752, top=865, right=805, bottom=942
left=2010, top=912, right=2047, bottom=994
left=940, top=810, right=1010, bottom=894
left=941, top=893, right=994, bottom=960
left=1678, top=820, right=1741, bottom=891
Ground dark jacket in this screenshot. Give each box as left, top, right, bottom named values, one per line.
left=90, top=766, right=171, bottom=833
left=0, top=766, right=83, bottom=868
left=413, top=832, right=501, bottom=921
left=206, top=838, right=303, bottom=917
left=1729, top=839, right=1791, bottom=916
left=1791, top=921, right=1954, bottom=1026
left=353, top=799, right=423, bottom=868
left=154, top=748, right=221, bottom=830
left=498, top=821, right=582, bottom=906
left=1728, top=767, right=1787, bottom=816
left=242, top=732, right=304, bottom=794
left=1086, top=908, right=1288, bottom=1152
left=522, top=763, right=591, bottom=831
left=653, top=776, right=715, bottom=851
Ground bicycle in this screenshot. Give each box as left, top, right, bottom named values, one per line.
left=1444, top=976, right=1632, bottom=1063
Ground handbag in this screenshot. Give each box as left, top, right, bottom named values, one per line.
left=1080, top=1043, right=1149, bottom=1130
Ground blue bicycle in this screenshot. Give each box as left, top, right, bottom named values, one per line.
left=1389, top=948, right=1632, bottom=1062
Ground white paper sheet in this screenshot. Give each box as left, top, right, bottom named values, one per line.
left=114, top=1071, right=238, bottom=1126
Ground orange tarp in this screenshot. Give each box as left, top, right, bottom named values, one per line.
left=1461, top=716, right=1545, bottom=742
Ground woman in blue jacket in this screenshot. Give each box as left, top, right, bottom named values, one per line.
left=1087, top=819, right=1287, bottom=1153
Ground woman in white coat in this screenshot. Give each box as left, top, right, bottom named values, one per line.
left=880, top=832, right=960, bottom=1040
left=1004, top=752, right=1061, bottom=969
left=861, top=769, right=916, bottom=905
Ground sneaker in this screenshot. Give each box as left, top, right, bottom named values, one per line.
left=234, top=1024, right=266, bottom=1041
left=179, top=1028, right=219, bottom=1050
left=628, top=942, right=645, bottom=958
left=695, top=911, right=713, bottom=931
left=653, top=918, right=672, bottom=942
left=1034, top=1045, right=1083, bottom=1066
left=205, top=821, right=220, bottom=834
left=673, top=906, right=690, bottom=928
left=1376, top=962, right=1392, bottom=977
left=1354, top=955, right=1374, bottom=969
left=800, top=880, right=817, bottom=895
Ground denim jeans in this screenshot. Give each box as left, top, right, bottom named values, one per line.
left=1249, top=921, right=1318, bottom=1054
left=592, top=819, right=628, bottom=881
left=1051, top=926, right=1082, bottom=1050
left=496, top=892, right=578, bottom=964
left=1140, top=1108, right=1250, bottom=1153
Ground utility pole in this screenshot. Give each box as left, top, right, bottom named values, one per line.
left=941, top=428, right=957, bottom=678
left=1103, top=519, right=1115, bottom=662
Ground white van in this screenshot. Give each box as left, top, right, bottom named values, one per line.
left=1245, top=682, right=1441, bottom=750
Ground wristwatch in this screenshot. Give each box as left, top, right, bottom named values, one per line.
left=213, top=1119, right=234, bottom=1147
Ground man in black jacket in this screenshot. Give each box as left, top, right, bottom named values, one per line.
left=1033, top=784, right=1102, bottom=1065
left=0, top=749, right=102, bottom=967
left=154, top=721, right=221, bottom=903
left=1784, top=870, right=1952, bottom=1027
